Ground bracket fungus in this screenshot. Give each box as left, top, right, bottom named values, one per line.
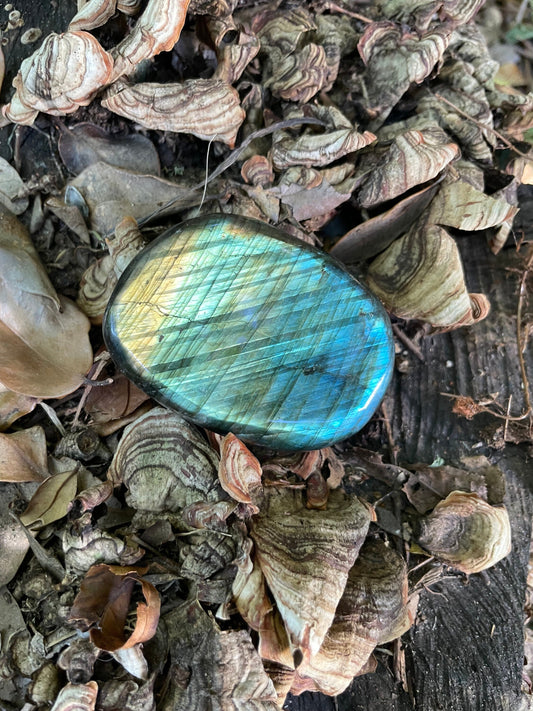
left=416, top=491, right=512, bottom=574
left=2, top=32, right=114, bottom=124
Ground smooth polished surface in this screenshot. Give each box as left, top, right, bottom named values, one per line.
left=103, top=214, right=394, bottom=451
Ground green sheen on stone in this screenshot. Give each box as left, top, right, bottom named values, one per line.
left=103, top=214, right=394, bottom=451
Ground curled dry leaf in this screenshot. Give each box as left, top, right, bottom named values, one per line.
left=0, top=157, right=28, bottom=215
left=84, top=372, right=150, bottom=427
left=273, top=163, right=358, bottom=222
left=403, top=461, right=505, bottom=514
left=20, top=467, right=78, bottom=530
left=102, top=79, right=245, bottom=148
left=416, top=491, right=512, bottom=574
left=329, top=183, right=440, bottom=263
left=71, top=479, right=115, bottom=513
left=272, top=105, right=376, bottom=170
left=428, top=178, right=518, bottom=231
left=292, top=539, right=412, bottom=696
left=251, top=487, right=372, bottom=660
left=50, top=681, right=98, bottom=711
left=69, top=564, right=161, bottom=651
left=0, top=425, right=48, bottom=482
left=232, top=537, right=272, bottom=631
left=58, top=122, right=161, bottom=176
left=218, top=433, right=263, bottom=514
left=107, top=407, right=223, bottom=512
left=162, top=598, right=278, bottom=710
left=110, top=0, right=190, bottom=81
left=358, top=127, right=459, bottom=208
left=0, top=385, right=39, bottom=431
left=241, top=155, right=275, bottom=187
left=366, top=217, right=490, bottom=330
left=69, top=162, right=199, bottom=235
left=112, top=645, right=149, bottom=680
left=3, top=32, right=114, bottom=125
left=358, top=22, right=452, bottom=121
left=0, top=207, right=92, bottom=398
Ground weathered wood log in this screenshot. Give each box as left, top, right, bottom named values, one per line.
left=286, top=233, right=533, bottom=711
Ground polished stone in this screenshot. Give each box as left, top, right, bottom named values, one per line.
left=103, top=214, right=394, bottom=451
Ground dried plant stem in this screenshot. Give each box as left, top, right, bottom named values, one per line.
left=72, top=351, right=111, bottom=428
left=516, top=245, right=533, bottom=428
left=140, top=117, right=327, bottom=224
left=392, top=324, right=425, bottom=362
left=380, top=401, right=398, bottom=465
left=323, top=1, right=373, bottom=23
left=433, top=92, right=533, bottom=161
left=441, top=392, right=531, bottom=421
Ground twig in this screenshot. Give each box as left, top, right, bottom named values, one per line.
left=72, top=352, right=111, bottom=428
left=137, top=117, right=327, bottom=226
left=433, top=92, right=533, bottom=161
left=441, top=392, right=531, bottom=421
left=515, top=244, right=533, bottom=431
left=392, top=323, right=425, bottom=362
left=380, top=401, right=398, bottom=465
left=323, top=1, right=373, bottom=22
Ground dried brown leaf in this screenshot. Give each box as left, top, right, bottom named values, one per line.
left=0, top=426, right=48, bottom=482
left=0, top=385, right=39, bottom=431
left=0, top=157, right=28, bottom=215
left=69, top=564, right=160, bottom=651
left=102, top=79, right=245, bottom=147
left=20, top=467, right=78, bottom=530
left=232, top=538, right=272, bottom=631
left=45, top=196, right=91, bottom=245
left=273, top=164, right=357, bottom=222
left=58, top=123, right=160, bottom=176
left=84, top=372, right=150, bottom=425
left=329, top=183, right=440, bottom=263
left=0, top=207, right=92, bottom=397
left=69, top=162, right=199, bottom=235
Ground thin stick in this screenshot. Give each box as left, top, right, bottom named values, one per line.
left=392, top=323, right=425, bottom=362
left=515, top=244, right=533, bottom=429
left=434, top=92, right=533, bottom=161
left=138, top=117, right=327, bottom=225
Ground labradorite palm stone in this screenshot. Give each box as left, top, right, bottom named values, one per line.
left=104, top=215, right=393, bottom=451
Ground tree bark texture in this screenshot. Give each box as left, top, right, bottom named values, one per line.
left=287, top=232, right=533, bottom=710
